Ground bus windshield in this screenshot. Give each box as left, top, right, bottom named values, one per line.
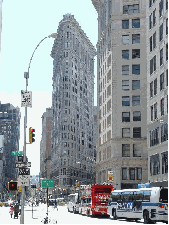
left=160, top=189, right=168, bottom=203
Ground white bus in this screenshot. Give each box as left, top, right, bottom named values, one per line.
left=67, top=193, right=79, bottom=214
left=108, top=187, right=168, bottom=223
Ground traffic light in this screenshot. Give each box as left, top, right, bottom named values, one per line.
left=29, top=127, right=35, bottom=143
left=8, top=181, right=17, bottom=191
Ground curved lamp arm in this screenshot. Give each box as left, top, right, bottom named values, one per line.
left=24, top=33, right=57, bottom=89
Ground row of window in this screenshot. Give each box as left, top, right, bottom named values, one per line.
left=149, top=18, right=168, bottom=52
left=122, top=34, right=140, bottom=45
left=149, top=123, right=168, bottom=147
left=123, top=4, right=140, bottom=14
left=122, top=143, right=142, bottom=157
left=150, top=96, right=168, bottom=121
left=150, top=151, right=168, bottom=176
left=122, top=95, right=140, bottom=106
left=150, top=45, right=168, bottom=75
left=122, top=19, right=140, bottom=29
left=122, top=64, right=140, bottom=75
left=122, top=167, right=142, bottom=180
left=122, top=111, right=141, bottom=122
left=122, top=80, right=140, bottom=90
left=150, top=70, right=168, bottom=98
left=122, top=127, right=141, bottom=138
left=122, top=49, right=140, bottom=59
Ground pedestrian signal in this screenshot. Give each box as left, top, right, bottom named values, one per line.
left=8, top=181, right=17, bottom=191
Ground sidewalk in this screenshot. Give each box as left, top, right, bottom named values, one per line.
left=0, top=204, right=48, bottom=224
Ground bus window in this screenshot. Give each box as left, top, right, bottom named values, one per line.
left=122, top=192, right=130, bottom=202
left=143, top=191, right=151, bottom=202
left=159, top=189, right=168, bottom=203
left=134, top=191, right=143, bottom=201
left=111, top=192, right=121, bottom=202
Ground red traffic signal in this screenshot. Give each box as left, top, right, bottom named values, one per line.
left=8, top=181, right=17, bottom=191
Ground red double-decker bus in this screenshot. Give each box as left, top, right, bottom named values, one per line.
left=79, top=184, right=113, bottom=216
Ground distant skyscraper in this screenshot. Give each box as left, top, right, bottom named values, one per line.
left=50, top=14, right=96, bottom=190
left=40, top=108, right=52, bottom=180
left=146, top=0, right=168, bottom=187
left=92, top=0, right=148, bottom=189
left=0, top=102, right=20, bottom=192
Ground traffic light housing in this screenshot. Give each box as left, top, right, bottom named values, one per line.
left=29, top=127, right=35, bottom=143
left=8, top=181, right=17, bottom=191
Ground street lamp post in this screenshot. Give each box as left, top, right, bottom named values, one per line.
left=20, top=33, right=57, bottom=224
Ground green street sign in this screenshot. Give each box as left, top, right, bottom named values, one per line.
left=11, top=151, right=23, bottom=156
left=42, top=179, right=54, bottom=188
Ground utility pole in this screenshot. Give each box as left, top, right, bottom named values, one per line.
left=20, top=72, right=28, bottom=224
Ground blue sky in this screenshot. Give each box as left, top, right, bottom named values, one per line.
left=0, top=0, right=98, bottom=175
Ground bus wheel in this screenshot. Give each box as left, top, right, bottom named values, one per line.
left=113, top=210, right=117, bottom=220
left=87, top=210, right=90, bottom=217
left=143, top=211, right=151, bottom=224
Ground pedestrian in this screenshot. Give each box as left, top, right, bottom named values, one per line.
left=9, top=205, right=14, bottom=218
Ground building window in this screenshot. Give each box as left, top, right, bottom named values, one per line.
left=166, top=18, right=168, bottom=35
left=153, top=32, right=156, bottom=49
left=150, top=154, right=160, bottom=175
left=162, top=152, right=168, bottom=174
left=132, top=64, right=140, bottom=74
left=122, top=20, right=129, bottom=29
left=150, top=36, right=153, bottom=52
left=132, top=49, right=140, bottom=58
left=160, top=73, right=165, bottom=90
left=133, top=144, right=142, bottom=157
left=150, top=55, right=156, bottom=75
left=122, top=112, right=130, bottom=122
left=161, top=123, right=168, bottom=142
left=132, top=34, right=140, bottom=44
left=132, top=95, right=140, bottom=106
left=153, top=9, right=156, bottom=26
left=122, top=50, right=129, bottom=59
left=150, top=81, right=153, bottom=97
left=167, top=0, right=168, bottom=10
left=166, top=43, right=168, bottom=61
left=166, top=70, right=168, bottom=87
left=122, top=35, right=129, bottom=44
left=133, top=127, right=141, bottom=138
left=151, top=105, right=154, bottom=121
left=122, top=96, right=130, bottom=106
left=161, top=98, right=164, bottom=116
left=122, top=144, right=130, bottom=157
left=129, top=168, right=135, bottom=180
left=122, top=65, right=129, bottom=75
left=154, top=103, right=157, bottom=119
left=123, top=4, right=139, bottom=14
left=132, top=18, right=140, bottom=28
left=133, top=111, right=141, bottom=121
left=132, top=80, right=140, bottom=90
left=149, top=13, right=153, bottom=29
left=149, top=127, right=159, bottom=147
left=159, top=0, right=164, bottom=17
left=159, top=24, right=163, bottom=41
left=137, top=168, right=142, bottom=180
left=122, top=128, right=130, bottom=138
left=122, top=168, right=127, bottom=180
left=122, top=80, right=130, bottom=90
left=154, top=78, right=157, bottom=95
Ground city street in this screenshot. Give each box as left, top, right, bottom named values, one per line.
left=0, top=204, right=166, bottom=224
